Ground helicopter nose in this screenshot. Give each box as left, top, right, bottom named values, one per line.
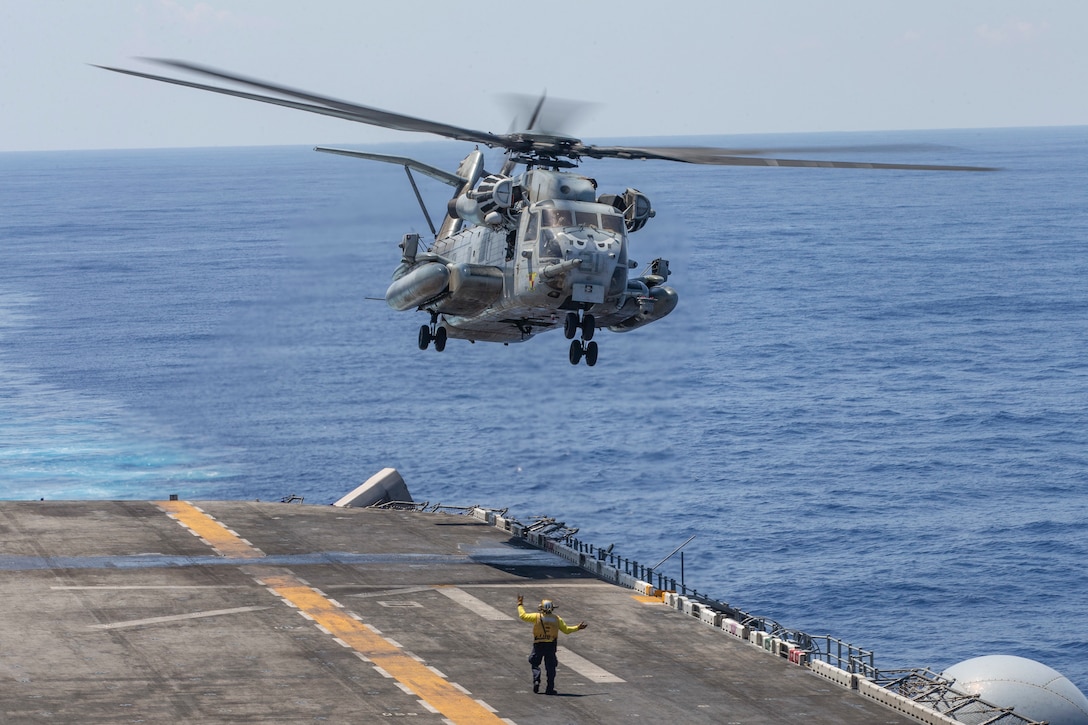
left=562, top=234, right=622, bottom=304
left=568, top=231, right=614, bottom=252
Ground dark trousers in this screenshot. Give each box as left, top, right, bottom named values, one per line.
left=528, top=640, right=558, bottom=689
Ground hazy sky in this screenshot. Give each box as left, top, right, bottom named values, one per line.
left=2, top=0, right=1086, bottom=152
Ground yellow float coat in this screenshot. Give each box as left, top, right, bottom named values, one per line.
left=518, top=605, right=580, bottom=643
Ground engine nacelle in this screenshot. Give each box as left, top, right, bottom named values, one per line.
left=598, top=188, right=655, bottom=232
left=608, top=284, right=678, bottom=332
left=450, top=174, right=516, bottom=226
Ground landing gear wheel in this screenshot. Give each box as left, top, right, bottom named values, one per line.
left=418, top=324, right=432, bottom=350
left=433, top=326, right=447, bottom=352
left=581, top=314, right=595, bottom=341
left=568, top=339, right=584, bottom=365
left=584, top=340, right=599, bottom=366
left=564, top=312, right=578, bottom=340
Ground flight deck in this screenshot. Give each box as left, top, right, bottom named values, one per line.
left=0, top=499, right=920, bottom=724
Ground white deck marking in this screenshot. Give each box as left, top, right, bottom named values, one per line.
left=437, top=587, right=623, bottom=684
left=557, top=646, right=626, bottom=683
left=346, top=585, right=437, bottom=598
left=89, top=605, right=270, bottom=630
left=436, top=587, right=514, bottom=621
left=378, top=600, right=423, bottom=608
left=54, top=585, right=244, bottom=590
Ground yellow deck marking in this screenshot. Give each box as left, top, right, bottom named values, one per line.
left=256, top=570, right=504, bottom=725
left=632, top=594, right=664, bottom=604
left=158, top=500, right=263, bottom=558
left=157, top=502, right=506, bottom=725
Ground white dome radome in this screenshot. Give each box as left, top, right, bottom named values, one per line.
left=944, top=655, right=1088, bottom=725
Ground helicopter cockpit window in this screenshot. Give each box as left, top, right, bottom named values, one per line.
left=600, top=213, right=625, bottom=234
left=541, top=208, right=574, bottom=227
left=540, top=229, right=562, bottom=259
left=541, top=207, right=625, bottom=235
left=574, top=211, right=598, bottom=227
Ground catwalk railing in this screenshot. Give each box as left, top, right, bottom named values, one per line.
left=427, top=504, right=1048, bottom=725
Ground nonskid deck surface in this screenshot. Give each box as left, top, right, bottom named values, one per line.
left=0, top=501, right=914, bottom=724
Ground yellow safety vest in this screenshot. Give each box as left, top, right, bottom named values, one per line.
left=518, top=605, right=578, bottom=643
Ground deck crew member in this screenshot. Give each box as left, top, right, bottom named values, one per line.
left=517, top=594, right=587, bottom=694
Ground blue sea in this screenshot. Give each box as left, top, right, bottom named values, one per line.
left=2, top=127, right=1086, bottom=690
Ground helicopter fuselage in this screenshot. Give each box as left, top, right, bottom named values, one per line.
left=384, top=158, right=677, bottom=353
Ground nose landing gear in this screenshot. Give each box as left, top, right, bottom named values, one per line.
left=564, top=311, right=598, bottom=366
left=417, top=314, right=447, bottom=352
left=563, top=311, right=595, bottom=341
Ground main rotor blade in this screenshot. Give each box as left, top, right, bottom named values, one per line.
left=580, top=144, right=998, bottom=171
left=314, top=146, right=464, bottom=187
left=96, top=58, right=507, bottom=148
left=498, top=92, right=599, bottom=136
left=96, top=59, right=995, bottom=171
left=526, top=91, right=547, bottom=132
left=93, top=64, right=398, bottom=128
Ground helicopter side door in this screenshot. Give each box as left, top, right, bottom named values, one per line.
left=513, top=209, right=540, bottom=299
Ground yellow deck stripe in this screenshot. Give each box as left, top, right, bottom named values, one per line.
left=632, top=594, right=664, bottom=604
left=257, top=571, right=504, bottom=724
left=158, top=500, right=263, bottom=558
left=157, top=501, right=506, bottom=725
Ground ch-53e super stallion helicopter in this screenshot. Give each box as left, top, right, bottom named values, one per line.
left=98, top=59, right=995, bottom=366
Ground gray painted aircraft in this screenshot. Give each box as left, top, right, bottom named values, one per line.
left=98, top=59, right=995, bottom=366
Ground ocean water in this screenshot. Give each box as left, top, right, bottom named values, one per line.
left=2, top=128, right=1086, bottom=690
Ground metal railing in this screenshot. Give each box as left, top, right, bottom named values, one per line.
left=466, top=506, right=1048, bottom=725
left=331, top=501, right=1052, bottom=725
left=809, top=635, right=877, bottom=678
left=873, top=668, right=1047, bottom=725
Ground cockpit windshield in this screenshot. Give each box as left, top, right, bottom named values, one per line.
left=536, top=206, right=628, bottom=261
left=541, top=209, right=574, bottom=228
left=540, top=208, right=625, bottom=234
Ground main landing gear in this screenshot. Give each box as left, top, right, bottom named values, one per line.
left=418, top=314, right=447, bottom=352
left=564, top=311, right=598, bottom=366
